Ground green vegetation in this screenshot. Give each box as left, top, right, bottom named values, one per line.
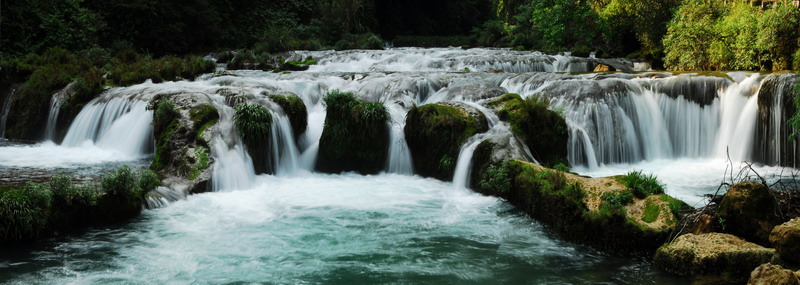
left=150, top=99, right=180, bottom=171
left=0, top=166, right=158, bottom=241
left=404, top=103, right=488, bottom=180
left=618, top=171, right=666, bottom=198
left=268, top=93, right=308, bottom=139
left=189, top=104, right=220, bottom=142
left=234, top=103, right=274, bottom=174
left=188, top=147, right=210, bottom=180
left=479, top=163, right=512, bottom=194
left=663, top=1, right=800, bottom=71
left=316, top=90, right=389, bottom=174
left=642, top=200, right=661, bottom=223
left=489, top=93, right=568, bottom=167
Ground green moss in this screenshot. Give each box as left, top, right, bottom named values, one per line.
left=316, top=90, right=389, bottom=174
left=490, top=93, right=568, bottom=167
left=268, top=93, right=308, bottom=138
left=601, top=190, right=634, bottom=216
left=617, top=170, right=665, bottom=198
left=188, top=147, right=210, bottom=180
left=642, top=200, right=661, bottom=223
left=234, top=103, right=273, bottom=174
left=404, top=103, right=488, bottom=180
left=151, top=99, right=181, bottom=171
left=280, top=59, right=318, bottom=71
left=479, top=163, right=512, bottom=195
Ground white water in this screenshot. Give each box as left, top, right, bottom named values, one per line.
left=61, top=97, right=154, bottom=157
left=0, top=174, right=680, bottom=284
left=44, top=94, right=63, bottom=142
left=0, top=141, right=139, bottom=168
left=385, top=104, right=414, bottom=174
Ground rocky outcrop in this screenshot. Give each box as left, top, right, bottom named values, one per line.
left=717, top=182, right=783, bottom=245
left=404, top=102, right=488, bottom=181
left=316, top=90, right=389, bottom=174
left=748, top=263, right=800, bottom=285
left=654, top=233, right=776, bottom=278
left=149, top=93, right=218, bottom=196
left=268, top=92, right=307, bottom=140
left=482, top=160, right=690, bottom=253
left=486, top=94, right=568, bottom=167
left=770, top=217, right=800, bottom=263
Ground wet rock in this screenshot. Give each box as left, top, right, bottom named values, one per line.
left=404, top=102, right=488, bottom=181
left=748, top=263, right=800, bottom=285
left=316, top=90, right=389, bottom=174
left=654, top=233, right=776, bottom=277
left=769, top=217, right=800, bottom=263
left=485, top=93, right=568, bottom=167
left=267, top=92, right=307, bottom=140
left=427, top=82, right=507, bottom=102
left=717, top=182, right=782, bottom=245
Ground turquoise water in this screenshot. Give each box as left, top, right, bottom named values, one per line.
left=0, top=173, right=684, bottom=284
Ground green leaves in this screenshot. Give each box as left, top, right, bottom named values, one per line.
left=234, top=103, right=273, bottom=148
left=619, top=170, right=665, bottom=199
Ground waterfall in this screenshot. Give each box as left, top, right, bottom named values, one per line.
left=385, top=104, right=414, bottom=174
left=209, top=98, right=257, bottom=192
left=61, top=96, right=154, bottom=157
left=0, top=86, right=17, bottom=139
left=272, top=114, right=301, bottom=175
left=452, top=103, right=507, bottom=189
left=44, top=95, right=63, bottom=142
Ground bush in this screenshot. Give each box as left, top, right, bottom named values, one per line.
left=619, top=171, right=665, bottom=198
left=0, top=183, right=52, bottom=240
left=235, top=103, right=273, bottom=174
left=317, top=90, right=389, bottom=174
left=479, top=164, right=512, bottom=194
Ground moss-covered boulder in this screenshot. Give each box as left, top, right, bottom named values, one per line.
left=770, top=218, right=800, bottom=263
left=268, top=92, right=307, bottom=139
left=234, top=103, right=273, bottom=174
left=717, top=182, right=782, bottom=245
left=149, top=93, right=218, bottom=194
left=404, top=103, right=488, bottom=181
left=486, top=93, right=568, bottom=167
left=316, top=90, right=389, bottom=174
left=494, top=160, right=690, bottom=253
left=748, top=263, right=800, bottom=285
left=654, top=233, right=776, bottom=278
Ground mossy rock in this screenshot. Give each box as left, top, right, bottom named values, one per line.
left=404, top=103, right=488, bottom=181
left=654, top=233, right=776, bottom=278
left=486, top=93, right=568, bottom=167
left=234, top=103, right=274, bottom=175
left=268, top=93, right=307, bottom=139
left=769, top=218, right=800, bottom=264
left=748, top=263, right=800, bottom=285
left=717, top=182, right=782, bottom=245
left=504, top=160, right=683, bottom=253
left=316, top=90, right=389, bottom=174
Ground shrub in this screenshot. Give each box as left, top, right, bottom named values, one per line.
left=0, top=183, right=52, bottom=240
left=234, top=103, right=273, bottom=148
left=479, top=164, right=512, bottom=194
left=619, top=171, right=665, bottom=198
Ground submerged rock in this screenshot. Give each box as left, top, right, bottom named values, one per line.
left=654, top=233, right=776, bottom=277
left=404, top=102, right=488, bottom=181
left=770, top=217, right=800, bottom=263
left=748, top=263, right=800, bottom=285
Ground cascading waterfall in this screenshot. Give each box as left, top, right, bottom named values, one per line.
left=209, top=97, right=257, bottom=192
left=61, top=96, right=154, bottom=157
left=43, top=84, right=74, bottom=142
left=271, top=114, right=301, bottom=175
left=0, top=86, right=17, bottom=138
left=385, top=104, right=414, bottom=174
left=452, top=103, right=513, bottom=189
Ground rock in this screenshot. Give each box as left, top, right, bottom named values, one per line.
left=426, top=82, right=507, bottom=102
left=748, top=263, right=800, bottom=285
left=717, top=182, right=782, bottom=245
left=593, top=64, right=610, bottom=72
left=486, top=93, right=568, bottom=167
left=267, top=92, right=308, bottom=140
left=316, top=90, right=389, bottom=174
left=654, top=233, right=776, bottom=277
left=404, top=102, right=488, bottom=181
left=770, top=217, right=800, bottom=263
left=150, top=93, right=218, bottom=195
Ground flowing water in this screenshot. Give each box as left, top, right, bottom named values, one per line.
left=0, top=48, right=798, bottom=283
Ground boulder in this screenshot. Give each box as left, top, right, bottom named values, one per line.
left=150, top=93, right=218, bottom=195
left=654, top=233, right=776, bottom=277
left=717, top=182, right=782, bottom=245
left=316, top=90, right=389, bottom=174
left=486, top=93, right=568, bottom=167
left=404, top=102, right=488, bottom=181
left=748, top=263, right=800, bottom=285
left=268, top=92, right=307, bottom=140
left=770, top=217, right=800, bottom=263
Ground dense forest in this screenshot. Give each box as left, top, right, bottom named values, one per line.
left=1, top=0, right=799, bottom=70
